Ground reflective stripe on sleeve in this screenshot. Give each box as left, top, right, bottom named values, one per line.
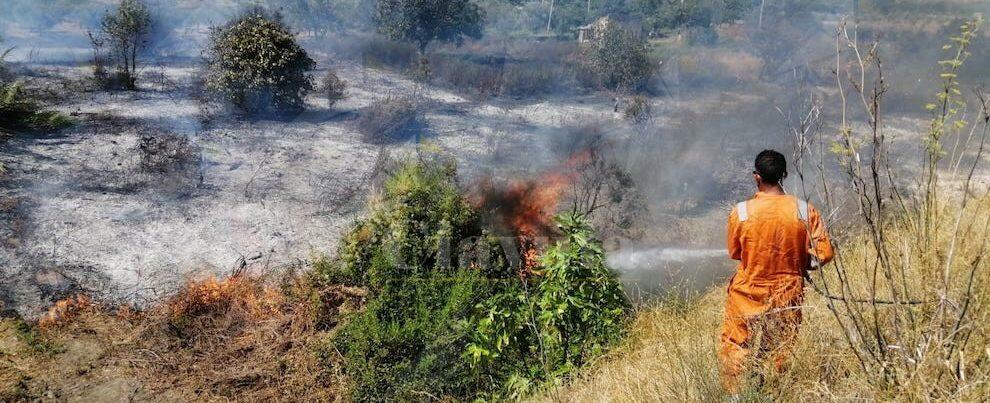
left=737, top=201, right=748, bottom=222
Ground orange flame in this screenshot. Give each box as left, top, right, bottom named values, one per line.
left=472, top=151, right=593, bottom=270
left=165, top=274, right=283, bottom=320
left=39, top=294, right=94, bottom=328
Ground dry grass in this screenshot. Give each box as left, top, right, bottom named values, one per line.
left=539, top=199, right=990, bottom=402
left=0, top=272, right=363, bottom=402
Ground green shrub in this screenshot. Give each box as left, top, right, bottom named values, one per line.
left=205, top=7, right=315, bottom=117
left=320, top=159, right=510, bottom=400
left=375, top=0, right=483, bottom=53
left=0, top=82, right=73, bottom=134
left=466, top=212, right=630, bottom=398
left=91, top=0, right=153, bottom=90
left=319, top=159, right=628, bottom=400
left=579, top=23, right=655, bottom=92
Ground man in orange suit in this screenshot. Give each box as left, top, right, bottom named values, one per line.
left=719, top=150, right=834, bottom=392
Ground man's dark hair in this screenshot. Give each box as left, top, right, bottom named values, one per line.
left=755, top=149, right=787, bottom=185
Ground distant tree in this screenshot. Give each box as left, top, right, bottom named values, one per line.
left=580, top=22, right=655, bottom=91
left=95, top=0, right=153, bottom=90
left=278, top=0, right=339, bottom=37
left=634, top=0, right=755, bottom=36
left=205, top=7, right=316, bottom=117
left=375, top=0, right=484, bottom=53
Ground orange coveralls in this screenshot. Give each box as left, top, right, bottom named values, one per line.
left=719, top=192, right=833, bottom=390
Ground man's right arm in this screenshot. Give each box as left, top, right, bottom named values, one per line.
left=728, top=206, right=742, bottom=261
left=808, top=203, right=834, bottom=265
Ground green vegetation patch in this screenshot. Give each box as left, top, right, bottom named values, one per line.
left=316, top=157, right=630, bottom=400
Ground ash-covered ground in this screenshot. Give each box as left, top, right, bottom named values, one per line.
left=0, top=59, right=684, bottom=316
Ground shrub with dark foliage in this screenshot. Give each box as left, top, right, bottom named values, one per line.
left=466, top=213, right=630, bottom=399
left=579, top=23, right=655, bottom=92
left=319, top=159, right=509, bottom=400
left=205, top=8, right=315, bottom=116
left=375, top=0, right=484, bottom=53
left=0, top=82, right=73, bottom=134
left=92, top=0, right=153, bottom=90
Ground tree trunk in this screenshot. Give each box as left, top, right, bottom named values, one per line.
left=546, top=0, right=555, bottom=34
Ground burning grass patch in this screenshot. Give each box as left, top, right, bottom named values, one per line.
left=1, top=271, right=359, bottom=401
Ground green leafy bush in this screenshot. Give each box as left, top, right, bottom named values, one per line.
left=579, top=23, right=656, bottom=92
left=90, top=0, right=153, bottom=90
left=467, top=212, right=630, bottom=398
left=375, top=0, right=483, bottom=53
left=319, top=159, right=510, bottom=400
left=318, top=159, right=629, bottom=400
left=205, top=7, right=315, bottom=116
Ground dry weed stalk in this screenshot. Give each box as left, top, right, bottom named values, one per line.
left=18, top=272, right=359, bottom=401
left=790, top=17, right=990, bottom=396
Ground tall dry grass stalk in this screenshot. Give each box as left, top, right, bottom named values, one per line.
left=793, top=17, right=990, bottom=397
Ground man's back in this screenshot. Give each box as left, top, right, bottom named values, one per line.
left=726, top=192, right=833, bottom=307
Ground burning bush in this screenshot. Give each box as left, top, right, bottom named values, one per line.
left=319, top=157, right=629, bottom=400
left=354, top=96, right=422, bottom=144
left=578, top=23, right=656, bottom=92
left=321, top=158, right=506, bottom=400
left=38, top=295, right=94, bottom=329
left=467, top=212, right=630, bottom=398
left=321, top=69, right=347, bottom=109
left=205, top=7, right=316, bottom=117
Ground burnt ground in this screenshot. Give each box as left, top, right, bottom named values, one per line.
left=0, top=61, right=644, bottom=316
left=0, top=57, right=960, bottom=317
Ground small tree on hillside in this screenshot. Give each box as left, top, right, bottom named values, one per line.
left=95, top=0, right=153, bottom=90
left=375, top=0, right=483, bottom=74
left=580, top=23, right=655, bottom=91
left=280, top=0, right=339, bottom=38
left=205, top=8, right=316, bottom=117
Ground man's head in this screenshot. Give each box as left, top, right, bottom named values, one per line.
left=753, top=149, right=787, bottom=189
